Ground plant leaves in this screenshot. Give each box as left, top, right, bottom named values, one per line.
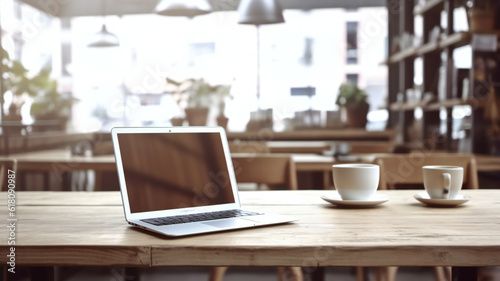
left=10, top=61, right=28, bottom=76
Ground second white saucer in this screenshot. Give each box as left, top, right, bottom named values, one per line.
left=414, top=193, right=470, bottom=207
left=321, top=192, right=389, bottom=207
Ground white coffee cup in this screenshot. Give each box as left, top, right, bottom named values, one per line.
left=422, top=165, right=463, bottom=199
left=332, top=164, right=380, bottom=200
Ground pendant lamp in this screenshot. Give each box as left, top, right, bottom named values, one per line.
left=155, top=0, right=212, bottom=18
left=88, top=0, right=119, bottom=48
left=238, top=0, right=284, bottom=25
left=237, top=0, right=284, bottom=109
left=88, top=24, right=119, bottom=47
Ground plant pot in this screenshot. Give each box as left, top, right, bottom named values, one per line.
left=185, top=107, right=209, bottom=126
left=170, top=117, right=184, bottom=126
left=345, top=102, right=369, bottom=128
left=216, top=115, right=229, bottom=130
left=32, top=114, right=68, bottom=132
left=469, top=10, right=496, bottom=33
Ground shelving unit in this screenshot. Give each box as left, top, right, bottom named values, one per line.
left=386, top=31, right=472, bottom=64
left=389, top=98, right=488, bottom=111
left=385, top=0, right=500, bottom=154
left=413, top=0, right=444, bottom=15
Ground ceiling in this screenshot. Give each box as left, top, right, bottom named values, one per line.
left=19, top=0, right=385, bottom=18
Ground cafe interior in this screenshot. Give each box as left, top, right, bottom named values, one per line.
left=1, top=0, right=500, bottom=280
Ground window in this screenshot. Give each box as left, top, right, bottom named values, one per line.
left=4, top=6, right=387, bottom=132
left=346, top=74, right=359, bottom=86
left=346, top=21, right=358, bottom=64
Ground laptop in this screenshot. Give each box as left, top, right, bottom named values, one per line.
left=111, top=126, right=297, bottom=237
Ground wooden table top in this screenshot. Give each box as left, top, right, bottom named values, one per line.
left=0, top=149, right=116, bottom=171
left=1, top=190, right=500, bottom=267
left=3, top=149, right=500, bottom=173
left=292, top=153, right=500, bottom=172
left=227, top=129, right=395, bottom=141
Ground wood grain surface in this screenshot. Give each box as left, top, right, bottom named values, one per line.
left=0, top=190, right=499, bottom=267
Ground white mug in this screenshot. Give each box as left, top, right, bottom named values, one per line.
left=422, top=166, right=464, bottom=199
left=332, top=164, right=379, bottom=200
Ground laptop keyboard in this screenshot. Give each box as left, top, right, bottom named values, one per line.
left=141, top=209, right=264, bottom=226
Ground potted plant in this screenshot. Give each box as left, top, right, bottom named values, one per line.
left=335, top=82, right=369, bottom=128
left=467, top=0, right=496, bottom=33
left=0, top=46, right=37, bottom=122
left=214, top=85, right=231, bottom=130
left=166, top=78, right=231, bottom=126
left=30, top=69, right=78, bottom=131
left=1, top=46, right=76, bottom=132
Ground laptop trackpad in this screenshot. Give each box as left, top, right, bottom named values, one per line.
left=203, top=218, right=255, bottom=229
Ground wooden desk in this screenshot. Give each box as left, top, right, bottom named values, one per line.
left=4, top=149, right=500, bottom=191
left=0, top=149, right=116, bottom=191
left=267, top=141, right=394, bottom=154
left=227, top=129, right=395, bottom=142
left=0, top=190, right=499, bottom=281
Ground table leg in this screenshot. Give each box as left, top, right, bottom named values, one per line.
left=322, top=172, right=330, bottom=189
left=62, top=171, right=71, bottom=191
left=2, top=266, right=21, bottom=281
left=31, top=267, right=54, bottom=281
left=94, top=171, right=103, bottom=191
left=310, top=267, right=324, bottom=281
left=452, top=267, right=477, bottom=281
left=124, top=267, right=141, bottom=281
left=43, top=171, right=50, bottom=191
left=17, top=171, right=25, bottom=191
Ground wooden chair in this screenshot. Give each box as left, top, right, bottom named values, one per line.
left=210, top=154, right=301, bottom=281
left=0, top=160, right=17, bottom=191
left=228, top=141, right=270, bottom=154
left=375, top=154, right=478, bottom=191
left=231, top=154, right=298, bottom=190
left=373, top=154, right=479, bottom=281
left=348, top=141, right=396, bottom=153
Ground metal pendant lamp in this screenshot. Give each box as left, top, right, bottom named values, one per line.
left=237, top=0, right=284, bottom=110
left=88, top=24, right=119, bottom=47
left=155, top=0, right=212, bottom=18
left=238, top=0, right=284, bottom=25
left=88, top=0, right=119, bottom=48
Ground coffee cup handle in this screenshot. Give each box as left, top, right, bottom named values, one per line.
left=442, top=173, right=451, bottom=199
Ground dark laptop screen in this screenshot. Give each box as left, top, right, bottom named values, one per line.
left=117, top=132, right=235, bottom=213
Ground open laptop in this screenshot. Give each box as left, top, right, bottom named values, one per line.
left=111, top=126, right=297, bottom=237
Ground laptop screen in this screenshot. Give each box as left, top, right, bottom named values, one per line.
left=117, top=132, right=235, bottom=213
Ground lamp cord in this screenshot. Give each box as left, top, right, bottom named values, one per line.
left=256, top=25, right=261, bottom=110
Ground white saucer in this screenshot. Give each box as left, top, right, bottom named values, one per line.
left=413, top=193, right=470, bottom=207
left=321, top=192, right=389, bottom=207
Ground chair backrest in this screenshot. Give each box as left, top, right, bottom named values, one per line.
left=0, top=160, right=17, bottom=191
left=349, top=141, right=395, bottom=153
left=231, top=154, right=298, bottom=190
left=375, top=154, right=479, bottom=190
left=228, top=141, right=269, bottom=154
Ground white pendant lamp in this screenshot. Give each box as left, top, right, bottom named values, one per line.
left=155, top=0, right=212, bottom=18
left=237, top=0, right=284, bottom=25
left=237, top=0, right=284, bottom=109
left=88, top=24, right=119, bottom=47
left=88, top=0, right=119, bottom=48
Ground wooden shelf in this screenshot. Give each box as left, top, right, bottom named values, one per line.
left=425, top=99, right=465, bottom=111
left=417, top=41, right=439, bottom=56
left=390, top=98, right=487, bottom=112
left=389, top=101, right=429, bottom=111
left=440, top=32, right=472, bottom=49
left=385, top=32, right=472, bottom=64
left=386, top=46, right=418, bottom=64
left=387, top=0, right=498, bottom=154
left=414, top=0, right=444, bottom=15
